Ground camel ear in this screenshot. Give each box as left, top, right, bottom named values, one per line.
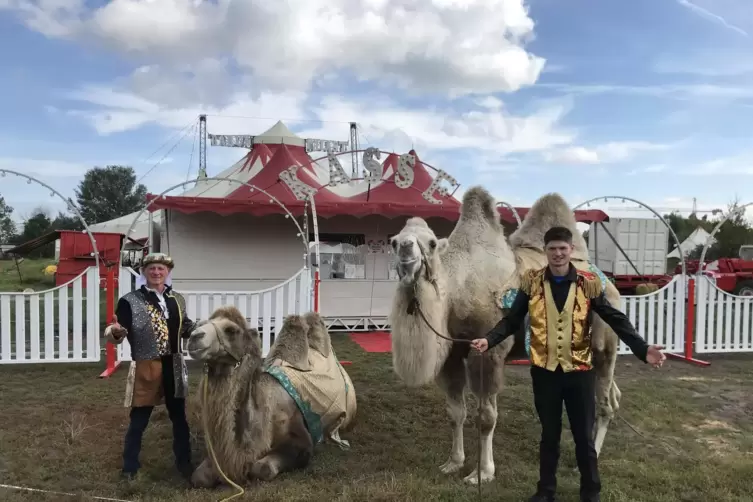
left=436, top=238, right=449, bottom=254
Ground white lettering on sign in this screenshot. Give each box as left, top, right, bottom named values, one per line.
left=209, top=134, right=254, bottom=148
left=327, top=152, right=351, bottom=186
left=279, top=165, right=318, bottom=201
left=362, top=147, right=383, bottom=183
left=422, top=169, right=459, bottom=204
left=395, top=153, right=415, bottom=189
left=305, top=138, right=350, bottom=153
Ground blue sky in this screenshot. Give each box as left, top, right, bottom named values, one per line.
left=1, top=0, right=752, bottom=225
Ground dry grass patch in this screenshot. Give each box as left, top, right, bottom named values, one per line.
left=0, top=341, right=751, bottom=501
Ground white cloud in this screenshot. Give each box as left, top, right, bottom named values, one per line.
left=571, top=195, right=729, bottom=220
left=63, top=86, right=309, bottom=136
left=0, top=157, right=91, bottom=178
left=675, top=0, right=749, bottom=38
left=3, top=0, right=546, bottom=97
left=538, top=82, right=753, bottom=102
left=543, top=141, right=674, bottom=165
left=686, top=153, right=753, bottom=175
left=62, top=81, right=577, bottom=159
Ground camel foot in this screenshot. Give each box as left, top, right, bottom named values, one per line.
left=190, top=459, right=219, bottom=489
left=463, top=467, right=495, bottom=484
left=251, top=459, right=280, bottom=481
left=439, top=457, right=465, bottom=474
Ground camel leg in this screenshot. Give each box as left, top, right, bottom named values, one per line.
left=190, top=457, right=220, bottom=488
left=250, top=437, right=314, bottom=482
left=592, top=342, right=619, bottom=457
left=463, top=393, right=497, bottom=484
left=436, top=359, right=467, bottom=475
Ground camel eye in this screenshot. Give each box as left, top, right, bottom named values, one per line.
left=429, top=239, right=437, bottom=249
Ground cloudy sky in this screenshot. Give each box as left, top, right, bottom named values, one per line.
left=1, top=0, right=752, bottom=224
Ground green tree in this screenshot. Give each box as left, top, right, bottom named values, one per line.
left=17, top=208, right=54, bottom=258
left=51, top=211, right=84, bottom=232
left=75, top=166, right=147, bottom=224
left=686, top=203, right=753, bottom=261
left=0, top=194, right=16, bottom=244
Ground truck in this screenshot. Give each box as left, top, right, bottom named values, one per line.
left=588, top=217, right=673, bottom=294
left=674, top=245, right=753, bottom=296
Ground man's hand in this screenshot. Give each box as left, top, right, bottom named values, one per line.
left=110, top=315, right=128, bottom=340
left=646, top=344, right=666, bottom=368
left=470, top=338, right=489, bottom=353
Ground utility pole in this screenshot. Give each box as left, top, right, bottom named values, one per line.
left=349, top=122, right=359, bottom=177
left=198, top=114, right=207, bottom=179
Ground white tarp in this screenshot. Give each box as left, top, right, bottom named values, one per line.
left=667, top=226, right=714, bottom=259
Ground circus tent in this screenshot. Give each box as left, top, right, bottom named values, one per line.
left=146, top=121, right=464, bottom=220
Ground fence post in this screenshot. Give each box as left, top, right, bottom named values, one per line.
left=98, top=266, right=121, bottom=378
left=666, top=277, right=710, bottom=367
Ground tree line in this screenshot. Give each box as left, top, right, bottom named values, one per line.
left=0, top=166, right=147, bottom=258
left=664, top=199, right=753, bottom=261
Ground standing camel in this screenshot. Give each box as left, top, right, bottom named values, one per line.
left=388, top=187, right=623, bottom=484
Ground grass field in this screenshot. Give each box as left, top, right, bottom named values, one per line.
left=0, top=258, right=56, bottom=292
left=0, top=338, right=751, bottom=502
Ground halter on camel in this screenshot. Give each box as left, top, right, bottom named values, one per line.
left=402, top=239, right=485, bottom=497
left=198, top=318, right=246, bottom=501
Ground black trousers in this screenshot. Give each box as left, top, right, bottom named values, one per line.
left=531, top=365, right=600, bottom=501
left=122, top=356, right=192, bottom=474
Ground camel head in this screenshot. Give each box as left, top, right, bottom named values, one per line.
left=390, top=217, right=448, bottom=287
left=187, top=306, right=261, bottom=365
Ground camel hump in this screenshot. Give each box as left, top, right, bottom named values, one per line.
left=509, top=192, right=588, bottom=260
left=460, top=186, right=499, bottom=226
left=267, top=314, right=311, bottom=371
left=304, top=311, right=332, bottom=355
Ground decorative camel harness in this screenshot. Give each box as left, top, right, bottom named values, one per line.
left=403, top=239, right=485, bottom=497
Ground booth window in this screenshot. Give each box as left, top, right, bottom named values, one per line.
left=309, top=233, right=367, bottom=279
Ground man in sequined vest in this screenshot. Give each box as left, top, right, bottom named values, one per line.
left=106, top=253, right=196, bottom=481
left=471, top=227, right=666, bottom=502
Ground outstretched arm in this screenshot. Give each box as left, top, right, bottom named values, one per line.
left=484, top=290, right=530, bottom=350
left=591, top=294, right=649, bottom=362
left=105, top=298, right=132, bottom=345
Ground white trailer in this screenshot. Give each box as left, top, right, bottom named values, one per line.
left=588, top=217, right=669, bottom=276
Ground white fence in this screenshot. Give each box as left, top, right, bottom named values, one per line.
left=116, top=266, right=312, bottom=361
left=0, top=268, right=101, bottom=364
left=695, top=275, right=753, bottom=353
left=3, top=266, right=753, bottom=365
left=616, top=275, right=686, bottom=355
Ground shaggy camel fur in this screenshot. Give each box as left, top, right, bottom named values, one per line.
left=389, top=187, right=627, bottom=484
left=389, top=186, right=518, bottom=484
left=187, top=308, right=354, bottom=488
left=508, top=193, right=623, bottom=457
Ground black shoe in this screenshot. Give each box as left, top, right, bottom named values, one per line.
left=177, top=462, right=194, bottom=480
left=120, top=470, right=137, bottom=482
left=528, top=493, right=557, bottom=502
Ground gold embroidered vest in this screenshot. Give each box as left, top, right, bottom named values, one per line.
left=520, top=266, right=603, bottom=372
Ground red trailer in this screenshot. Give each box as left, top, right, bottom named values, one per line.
left=55, top=231, right=124, bottom=287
